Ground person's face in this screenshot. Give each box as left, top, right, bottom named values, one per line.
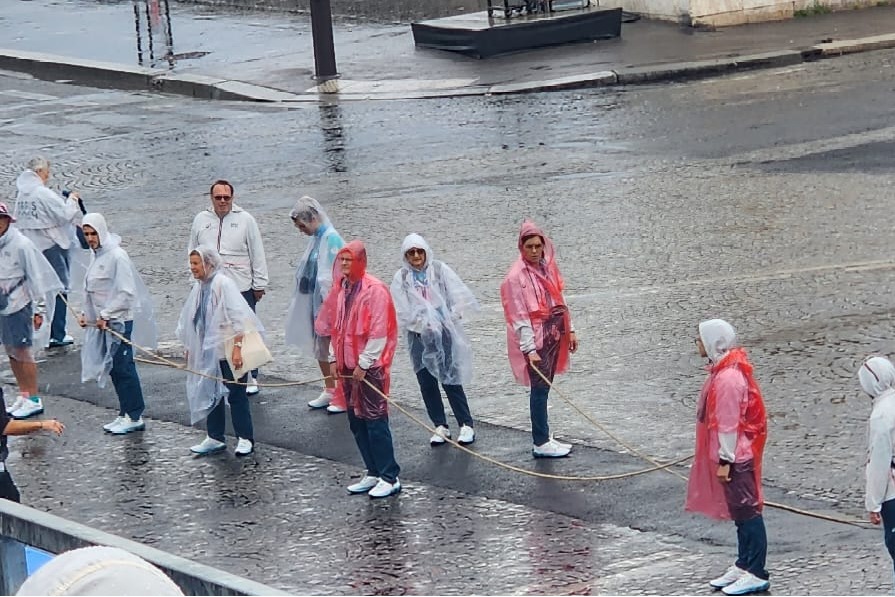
left=189, top=253, right=206, bottom=279
left=405, top=247, right=426, bottom=270
left=522, top=236, right=544, bottom=265
left=695, top=335, right=707, bottom=358
left=211, top=184, right=233, bottom=217
left=339, top=253, right=353, bottom=277
left=0, top=216, right=9, bottom=236
left=293, top=217, right=317, bottom=236
left=82, top=224, right=100, bottom=250
left=36, top=167, right=50, bottom=184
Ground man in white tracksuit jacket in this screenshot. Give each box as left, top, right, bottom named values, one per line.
left=188, top=180, right=268, bottom=394
left=859, top=356, right=895, bottom=588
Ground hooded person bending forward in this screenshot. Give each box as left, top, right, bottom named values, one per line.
left=315, top=241, right=401, bottom=499
left=177, top=246, right=264, bottom=458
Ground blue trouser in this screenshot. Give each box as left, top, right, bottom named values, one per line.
left=109, top=321, right=144, bottom=420
left=530, top=384, right=550, bottom=446
left=42, top=245, right=69, bottom=342
left=725, top=461, right=769, bottom=581
left=416, top=366, right=473, bottom=429
left=207, top=360, right=254, bottom=442
left=240, top=289, right=259, bottom=380
left=346, top=409, right=400, bottom=484
left=881, top=498, right=895, bottom=584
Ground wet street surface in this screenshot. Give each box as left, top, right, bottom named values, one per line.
left=2, top=47, right=895, bottom=592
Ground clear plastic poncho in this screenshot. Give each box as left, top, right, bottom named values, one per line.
left=80, top=214, right=157, bottom=387
left=0, top=225, right=63, bottom=359
left=176, top=246, right=265, bottom=424
left=284, top=196, right=345, bottom=357
left=390, top=233, right=480, bottom=386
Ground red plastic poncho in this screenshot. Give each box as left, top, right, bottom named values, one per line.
left=685, top=347, right=768, bottom=520
left=315, top=240, right=398, bottom=419
left=500, top=221, right=572, bottom=386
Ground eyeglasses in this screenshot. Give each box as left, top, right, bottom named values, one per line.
left=213, top=195, right=232, bottom=201
left=406, top=248, right=425, bottom=256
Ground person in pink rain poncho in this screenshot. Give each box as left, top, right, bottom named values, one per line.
left=500, top=221, right=578, bottom=459
left=687, top=319, right=769, bottom=596
left=315, top=241, right=401, bottom=498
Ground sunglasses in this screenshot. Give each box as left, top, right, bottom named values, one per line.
left=213, top=195, right=232, bottom=201
left=406, top=248, right=425, bottom=257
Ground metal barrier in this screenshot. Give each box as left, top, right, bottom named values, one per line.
left=0, top=499, right=288, bottom=596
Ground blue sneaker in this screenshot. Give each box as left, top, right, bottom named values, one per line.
left=190, top=436, right=226, bottom=455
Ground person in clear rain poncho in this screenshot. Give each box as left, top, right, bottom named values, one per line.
left=500, top=221, right=578, bottom=459
left=0, top=202, right=64, bottom=420
left=687, top=319, right=769, bottom=596
left=177, top=246, right=264, bottom=457
left=284, top=196, right=347, bottom=414
left=77, top=213, right=156, bottom=436
left=858, top=356, right=895, bottom=590
left=390, top=233, right=480, bottom=446
left=14, top=156, right=83, bottom=354
left=315, top=240, right=401, bottom=498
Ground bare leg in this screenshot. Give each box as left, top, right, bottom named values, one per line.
left=318, top=360, right=335, bottom=389
left=8, top=353, right=38, bottom=396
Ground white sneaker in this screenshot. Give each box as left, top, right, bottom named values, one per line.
left=308, top=390, right=332, bottom=409
left=103, top=416, right=125, bottom=433
left=246, top=376, right=259, bottom=396
left=710, top=565, right=746, bottom=588
left=430, top=425, right=451, bottom=446
left=12, top=397, right=44, bottom=420
left=368, top=478, right=401, bottom=498
left=234, top=438, right=254, bottom=456
left=532, top=439, right=571, bottom=458
left=458, top=424, right=475, bottom=445
left=190, top=436, right=226, bottom=455
left=722, top=571, right=769, bottom=595
left=326, top=403, right=347, bottom=414
left=347, top=474, right=379, bottom=494
left=108, top=415, right=145, bottom=435
left=551, top=435, right=572, bottom=450
left=6, top=396, right=26, bottom=416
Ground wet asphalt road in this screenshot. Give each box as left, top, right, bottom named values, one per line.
left=1, top=48, right=895, bottom=592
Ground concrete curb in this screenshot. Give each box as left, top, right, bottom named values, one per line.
left=2, top=30, right=895, bottom=102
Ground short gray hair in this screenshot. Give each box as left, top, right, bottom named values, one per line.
left=26, top=156, right=50, bottom=174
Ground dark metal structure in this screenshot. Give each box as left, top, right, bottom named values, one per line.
left=411, top=5, right=622, bottom=58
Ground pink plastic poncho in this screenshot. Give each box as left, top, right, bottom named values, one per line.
left=499, top=221, right=572, bottom=386
left=315, top=240, right=398, bottom=419
left=685, top=324, right=767, bottom=521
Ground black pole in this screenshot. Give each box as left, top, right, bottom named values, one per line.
left=309, top=0, right=338, bottom=81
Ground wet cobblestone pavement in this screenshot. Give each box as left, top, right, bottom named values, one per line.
left=3, top=48, right=895, bottom=593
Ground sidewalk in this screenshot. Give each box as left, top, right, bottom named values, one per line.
left=1, top=0, right=895, bottom=100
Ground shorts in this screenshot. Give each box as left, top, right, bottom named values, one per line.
left=0, top=303, right=34, bottom=350
left=313, top=335, right=331, bottom=362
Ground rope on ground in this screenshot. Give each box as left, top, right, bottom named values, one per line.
left=351, top=375, right=692, bottom=482
left=58, top=294, right=328, bottom=389
left=529, top=367, right=872, bottom=529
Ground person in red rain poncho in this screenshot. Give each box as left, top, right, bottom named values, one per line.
left=315, top=240, right=401, bottom=499
left=500, top=221, right=579, bottom=459
left=687, top=319, right=769, bottom=596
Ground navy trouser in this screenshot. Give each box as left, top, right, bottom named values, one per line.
left=408, top=331, right=473, bottom=430
left=881, top=498, right=895, bottom=583
left=207, top=360, right=254, bottom=442
left=347, top=409, right=400, bottom=484
left=240, top=289, right=259, bottom=380
left=109, top=321, right=145, bottom=420
left=42, top=245, right=69, bottom=342
left=724, top=461, right=769, bottom=581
